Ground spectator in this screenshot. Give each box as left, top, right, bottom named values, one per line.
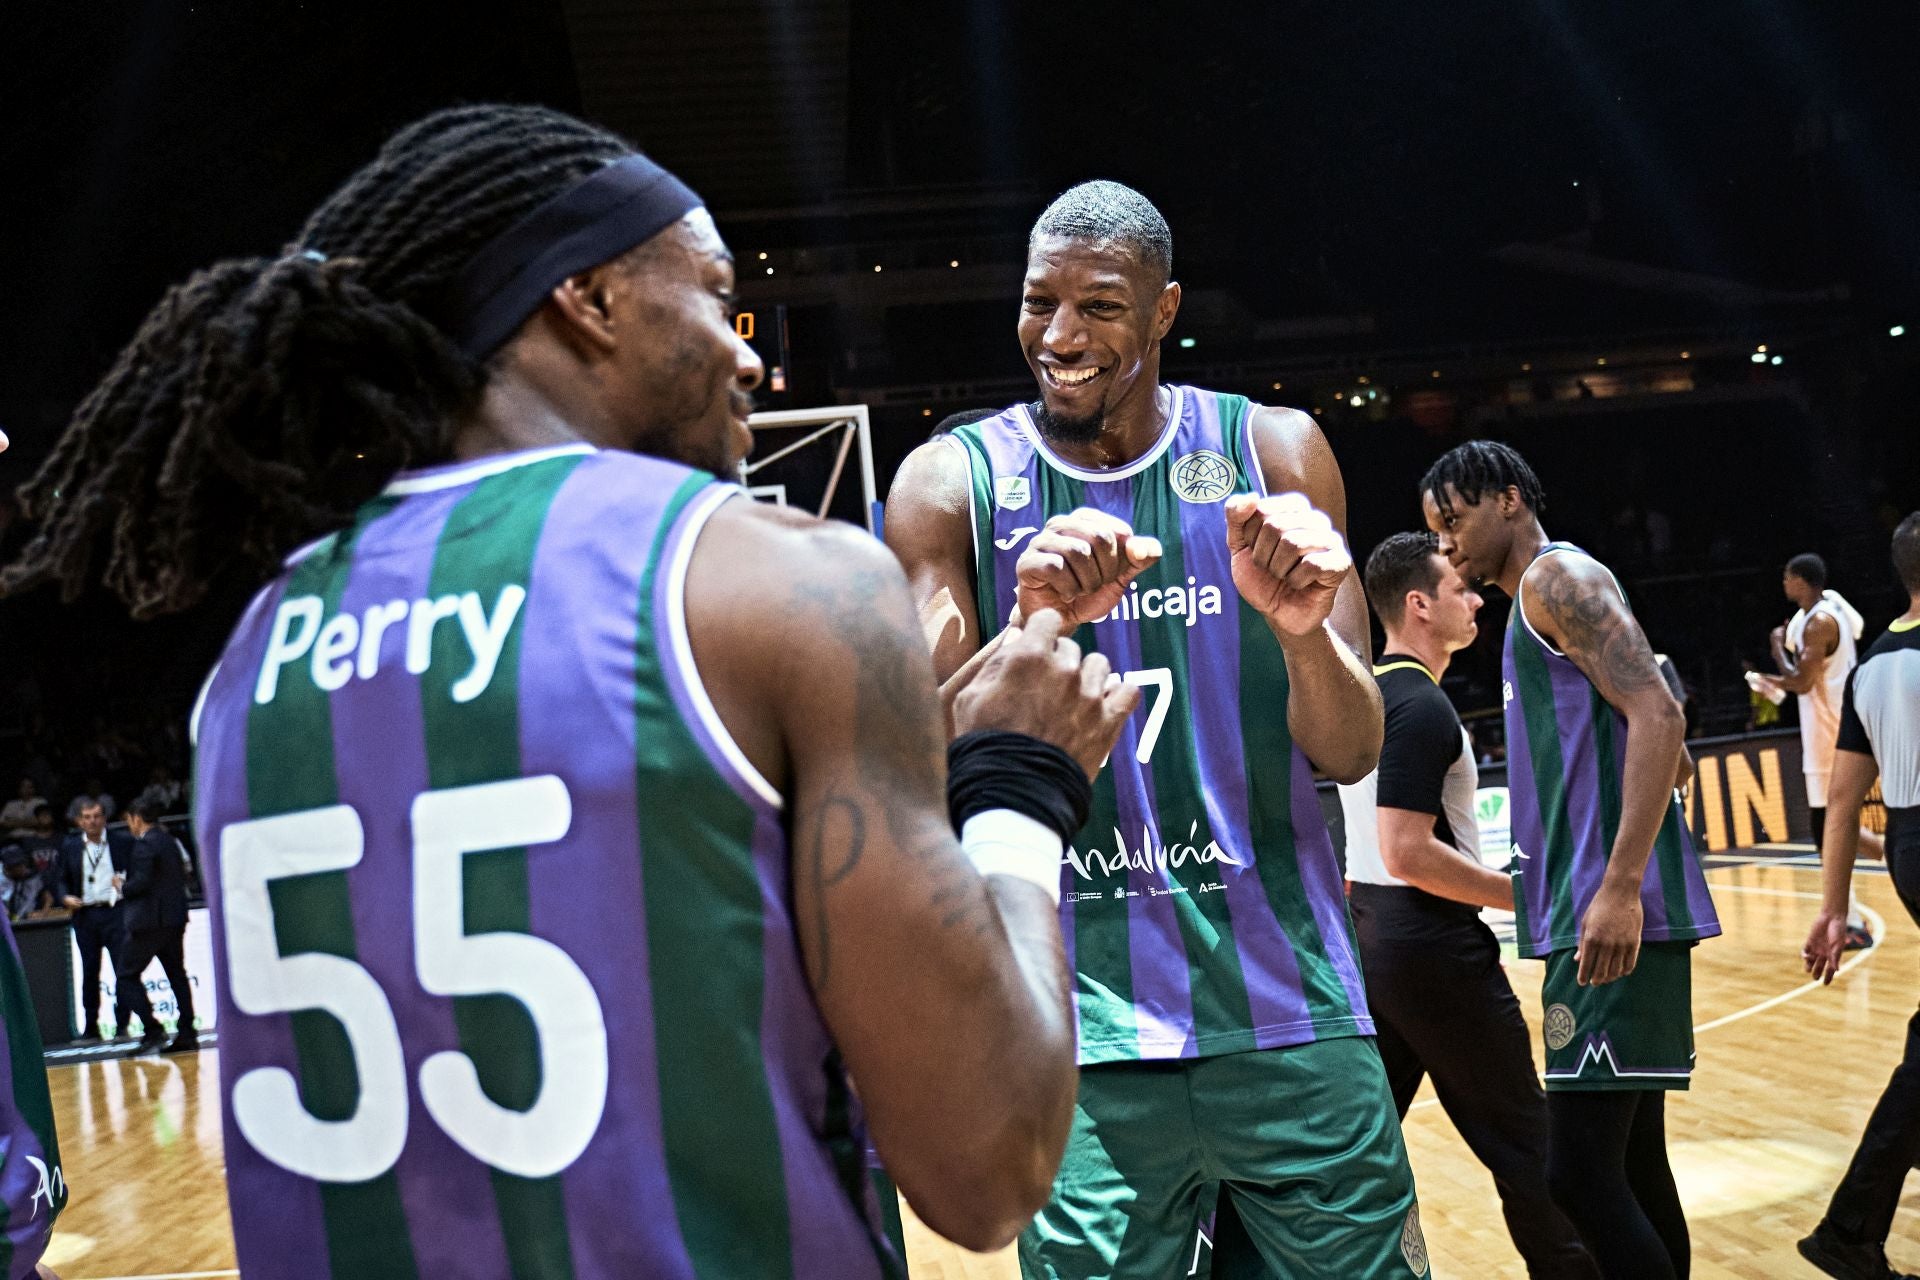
left=65, top=778, right=116, bottom=824
left=0, top=846, right=57, bottom=921
left=19, top=809, right=60, bottom=878
left=0, top=780, right=41, bottom=837
left=135, top=764, right=182, bottom=815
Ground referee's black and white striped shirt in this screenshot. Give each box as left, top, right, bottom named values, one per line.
left=1838, top=617, right=1920, bottom=841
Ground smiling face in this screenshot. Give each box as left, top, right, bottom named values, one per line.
left=1017, top=234, right=1178, bottom=446
left=1422, top=483, right=1518, bottom=589
left=608, top=209, right=764, bottom=479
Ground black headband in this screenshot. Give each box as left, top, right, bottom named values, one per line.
left=446, top=153, right=703, bottom=359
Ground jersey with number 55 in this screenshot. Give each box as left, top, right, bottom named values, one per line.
left=193, top=447, right=897, bottom=1280
left=939, top=387, right=1372, bottom=1065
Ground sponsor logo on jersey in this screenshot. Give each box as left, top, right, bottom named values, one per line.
left=1400, top=1203, right=1429, bottom=1276
left=1098, top=577, right=1226, bottom=629
left=255, top=586, right=526, bottom=705
left=1064, top=819, right=1248, bottom=881
left=995, top=476, right=1032, bottom=510
left=1503, top=679, right=1514, bottom=706
left=993, top=525, right=1040, bottom=551
left=1544, top=1003, right=1577, bottom=1051
left=26, top=1155, right=63, bottom=1219
left=1170, top=450, right=1235, bottom=503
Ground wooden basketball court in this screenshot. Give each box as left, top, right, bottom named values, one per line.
left=35, top=851, right=1919, bottom=1279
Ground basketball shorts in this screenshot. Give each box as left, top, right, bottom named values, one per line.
left=1541, top=941, right=1695, bottom=1092
left=1019, top=1036, right=1427, bottom=1279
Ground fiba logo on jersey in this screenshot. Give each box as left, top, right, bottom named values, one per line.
left=1400, top=1203, right=1429, bottom=1275
left=1170, top=450, right=1234, bottom=503
left=1544, top=1003, right=1577, bottom=1051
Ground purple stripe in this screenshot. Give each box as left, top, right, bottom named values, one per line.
left=1678, top=821, right=1720, bottom=933
left=0, top=919, right=50, bottom=1278
left=194, top=579, right=334, bottom=1275
left=515, top=460, right=698, bottom=1279
left=326, top=488, right=513, bottom=1277
left=642, top=472, right=883, bottom=1270
left=1547, top=654, right=1610, bottom=946
left=1173, top=404, right=1312, bottom=1044
left=1501, top=634, right=1555, bottom=956
left=977, top=414, right=1036, bottom=632
left=1288, top=749, right=1373, bottom=1026
left=1083, top=476, right=1197, bottom=1059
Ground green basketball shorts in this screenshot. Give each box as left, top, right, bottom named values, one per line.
left=1540, top=940, right=1695, bottom=1092
left=1019, top=1036, right=1428, bottom=1279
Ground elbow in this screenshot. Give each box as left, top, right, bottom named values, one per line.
left=1378, top=841, right=1413, bottom=883
left=1319, top=725, right=1383, bottom=785
left=904, top=1128, right=1062, bottom=1253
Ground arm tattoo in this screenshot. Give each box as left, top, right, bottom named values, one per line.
left=1536, top=563, right=1662, bottom=698
left=792, top=564, right=995, bottom=990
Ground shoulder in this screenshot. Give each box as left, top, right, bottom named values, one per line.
left=697, top=496, right=908, bottom=605
left=1523, top=546, right=1620, bottom=601
left=1245, top=404, right=1342, bottom=509
left=888, top=437, right=974, bottom=519
left=1383, top=673, right=1462, bottom=742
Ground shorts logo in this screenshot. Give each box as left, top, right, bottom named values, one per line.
left=1400, top=1203, right=1429, bottom=1276
left=1170, top=450, right=1234, bottom=503
left=995, top=476, right=1031, bottom=510
left=1545, top=1003, right=1577, bottom=1051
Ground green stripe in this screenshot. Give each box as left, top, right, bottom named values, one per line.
left=246, top=503, right=420, bottom=1280
left=1590, top=689, right=1624, bottom=869
left=419, top=457, right=587, bottom=1280
left=1510, top=618, right=1575, bottom=948
left=1131, top=459, right=1256, bottom=1046
left=634, top=476, right=794, bottom=1280
left=0, top=922, right=62, bottom=1269
left=953, top=430, right=1000, bottom=630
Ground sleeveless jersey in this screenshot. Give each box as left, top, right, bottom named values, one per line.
left=942, top=386, right=1373, bottom=1064
left=1502, top=542, right=1721, bottom=959
left=193, top=446, right=896, bottom=1280
left=1786, top=593, right=1860, bottom=797
left=0, top=915, right=63, bottom=1280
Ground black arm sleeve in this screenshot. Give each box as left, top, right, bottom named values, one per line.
left=1374, top=679, right=1465, bottom=817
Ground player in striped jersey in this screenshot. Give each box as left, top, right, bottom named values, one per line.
left=887, top=182, right=1423, bottom=1280
left=0, top=105, right=1141, bottom=1280
left=1421, top=441, right=1719, bottom=1280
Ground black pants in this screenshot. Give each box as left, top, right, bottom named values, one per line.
left=71, top=903, right=131, bottom=1034
left=1352, top=883, right=1597, bottom=1280
left=118, top=924, right=194, bottom=1035
left=1824, top=807, right=1920, bottom=1246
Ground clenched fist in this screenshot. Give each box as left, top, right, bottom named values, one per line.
left=1225, top=492, right=1351, bottom=636
left=1014, top=508, right=1162, bottom=627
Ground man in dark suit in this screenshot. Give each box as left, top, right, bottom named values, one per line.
left=57, top=799, right=137, bottom=1043
left=117, top=797, right=195, bottom=1054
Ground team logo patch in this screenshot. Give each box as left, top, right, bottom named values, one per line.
left=1170, top=450, right=1234, bottom=503
left=1545, top=1003, right=1577, bottom=1051
left=995, top=476, right=1031, bottom=510
left=1400, top=1203, right=1429, bottom=1276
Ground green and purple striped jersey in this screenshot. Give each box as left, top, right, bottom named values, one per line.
left=0, top=915, right=63, bottom=1280
left=1502, top=543, right=1721, bottom=959
left=939, top=387, right=1373, bottom=1064
left=193, top=446, right=897, bottom=1280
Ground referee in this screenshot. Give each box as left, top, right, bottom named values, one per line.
left=1799, top=511, right=1920, bottom=1280
left=1339, top=533, right=1594, bottom=1279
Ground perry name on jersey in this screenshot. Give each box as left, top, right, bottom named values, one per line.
left=254, top=585, right=525, bottom=704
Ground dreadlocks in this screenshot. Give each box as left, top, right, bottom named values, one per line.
left=3, top=103, right=635, bottom=617
left=1419, top=439, right=1547, bottom=522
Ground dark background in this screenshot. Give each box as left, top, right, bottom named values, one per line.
left=2, top=0, right=1916, bottom=810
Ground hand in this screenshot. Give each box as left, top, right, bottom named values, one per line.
left=1224, top=493, right=1351, bottom=636
left=1014, top=509, right=1162, bottom=627
left=1575, top=881, right=1643, bottom=986
left=61, top=896, right=80, bottom=910
left=1769, top=624, right=1788, bottom=649
left=1802, top=909, right=1848, bottom=985
left=950, top=609, right=1142, bottom=779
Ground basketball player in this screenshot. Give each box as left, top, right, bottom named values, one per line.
left=1799, top=513, right=1920, bottom=1280
left=1421, top=441, right=1720, bottom=1280
left=886, top=181, right=1425, bottom=1280
left=0, top=105, right=1141, bottom=1278
left=1756, top=553, right=1873, bottom=947
left=0, top=426, right=67, bottom=1280
left=1339, top=533, right=1595, bottom=1279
